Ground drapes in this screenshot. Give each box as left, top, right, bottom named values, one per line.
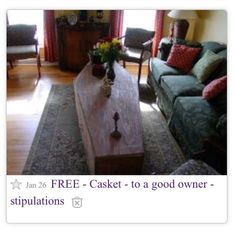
left=44, top=10, right=57, bottom=62
left=109, top=10, right=124, bottom=38
left=152, top=10, right=165, bottom=57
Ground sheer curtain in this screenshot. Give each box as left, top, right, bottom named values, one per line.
left=122, top=10, right=156, bottom=34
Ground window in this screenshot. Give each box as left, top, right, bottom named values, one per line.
left=122, top=10, right=156, bottom=34
left=7, top=10, right=44, bottom=46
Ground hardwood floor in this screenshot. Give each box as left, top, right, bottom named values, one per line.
left=7, top=63, right=148, bottom=175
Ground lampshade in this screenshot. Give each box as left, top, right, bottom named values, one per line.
left=168, top=10, right=198, bottom=20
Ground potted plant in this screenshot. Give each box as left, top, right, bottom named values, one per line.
left=88, top=48, right=106, bottom=78
left=96, top=37, right=122, bottom=82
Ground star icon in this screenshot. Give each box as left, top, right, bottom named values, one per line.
left=11, top=179, right=22, bottom=189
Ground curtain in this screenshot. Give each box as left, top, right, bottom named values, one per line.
left=44, top=10, right=57, bottom=62
left=152, top=10, right=165, bottom=57
left=109, top=10, right=124, bottom=38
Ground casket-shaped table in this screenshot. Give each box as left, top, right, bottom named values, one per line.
left=73, top=62, right=144, bottom=174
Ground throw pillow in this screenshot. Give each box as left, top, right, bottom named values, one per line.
left=166, top=44, right=201, bottom=73
left=191, top=50, right=224, bottom=83
left=202, top=75, right=227, bottom=100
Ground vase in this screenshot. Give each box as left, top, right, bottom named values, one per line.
left=107, top=62, right=115, bottom=83
left=92, top=64, right=106, bottom=79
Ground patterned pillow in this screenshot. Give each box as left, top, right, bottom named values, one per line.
left=166, top=44, right=201, bottom=73
left=202, top=75, right=227, bottom=100
left=191, top=50, right=224, bottom=83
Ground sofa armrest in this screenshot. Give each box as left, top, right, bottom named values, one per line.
left=158, top=38, right=173, bottom=60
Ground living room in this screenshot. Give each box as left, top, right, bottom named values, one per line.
left=7, top=10, right=227, bottom=175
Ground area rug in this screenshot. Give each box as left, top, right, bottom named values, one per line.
left=22, top=84, right=185, bottom=175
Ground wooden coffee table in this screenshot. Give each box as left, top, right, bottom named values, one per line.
left=74, top=62, right=144, bottom=174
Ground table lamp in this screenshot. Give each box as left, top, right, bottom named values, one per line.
left=168, top=10, right=198, bottom=40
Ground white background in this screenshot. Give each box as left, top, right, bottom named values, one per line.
left=1, top=0, right=234, bottom=230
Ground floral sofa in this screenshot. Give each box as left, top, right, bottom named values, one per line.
left=148, top=39, right=227, bottom=174
left=170, top=159, right=219, bottom=175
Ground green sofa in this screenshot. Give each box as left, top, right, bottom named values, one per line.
left=148, top=40, right=227, bottom=174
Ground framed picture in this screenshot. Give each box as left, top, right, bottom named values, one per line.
left=79, top=10, right=88, bottom=22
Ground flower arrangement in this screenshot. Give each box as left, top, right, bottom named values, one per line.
left=95, top=37, right=122, bottom=66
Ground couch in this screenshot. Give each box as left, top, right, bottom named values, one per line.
left=170, top=159, right=219, bottom=175
left=148, top=39, right=227, bottom=174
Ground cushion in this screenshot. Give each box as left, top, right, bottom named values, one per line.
left=212, top=49, right=227, bottom=79
left=120, top=47, right=151, bottom=63
left=191, top=50, right=224, bottom=83
left=150, top=58, right=182, bottom=83
left=161, top=75, right=204, bottom=104
left=7, top=45, right=38, bottom=59
left=7, top=24, right=37, bottom=46
left=202, top=75, right=227, bottom=100
left=199, top=41, right=227, bottom=58
left=217, top=49, right=227, bottom=59
left=124, top=28, right=155, bottom=50
left=166, top=44, right=201, bottom=73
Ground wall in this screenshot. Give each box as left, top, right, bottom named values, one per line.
left=54, top=10, right=110, bottom=23
left=194, top=10, right=227, bottom=43
left=56, top=10, right=227, bottom=44
left=163, top=10, right=227, bottom=43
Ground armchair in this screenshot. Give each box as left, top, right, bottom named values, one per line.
left=7, top=24, right=41, bottom=80
left=119, top=28, right=155, bottom=83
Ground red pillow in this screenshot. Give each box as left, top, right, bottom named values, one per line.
left=166, top=44, right=201, bottom=73
left=202, top=75, right=227, bottom=100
